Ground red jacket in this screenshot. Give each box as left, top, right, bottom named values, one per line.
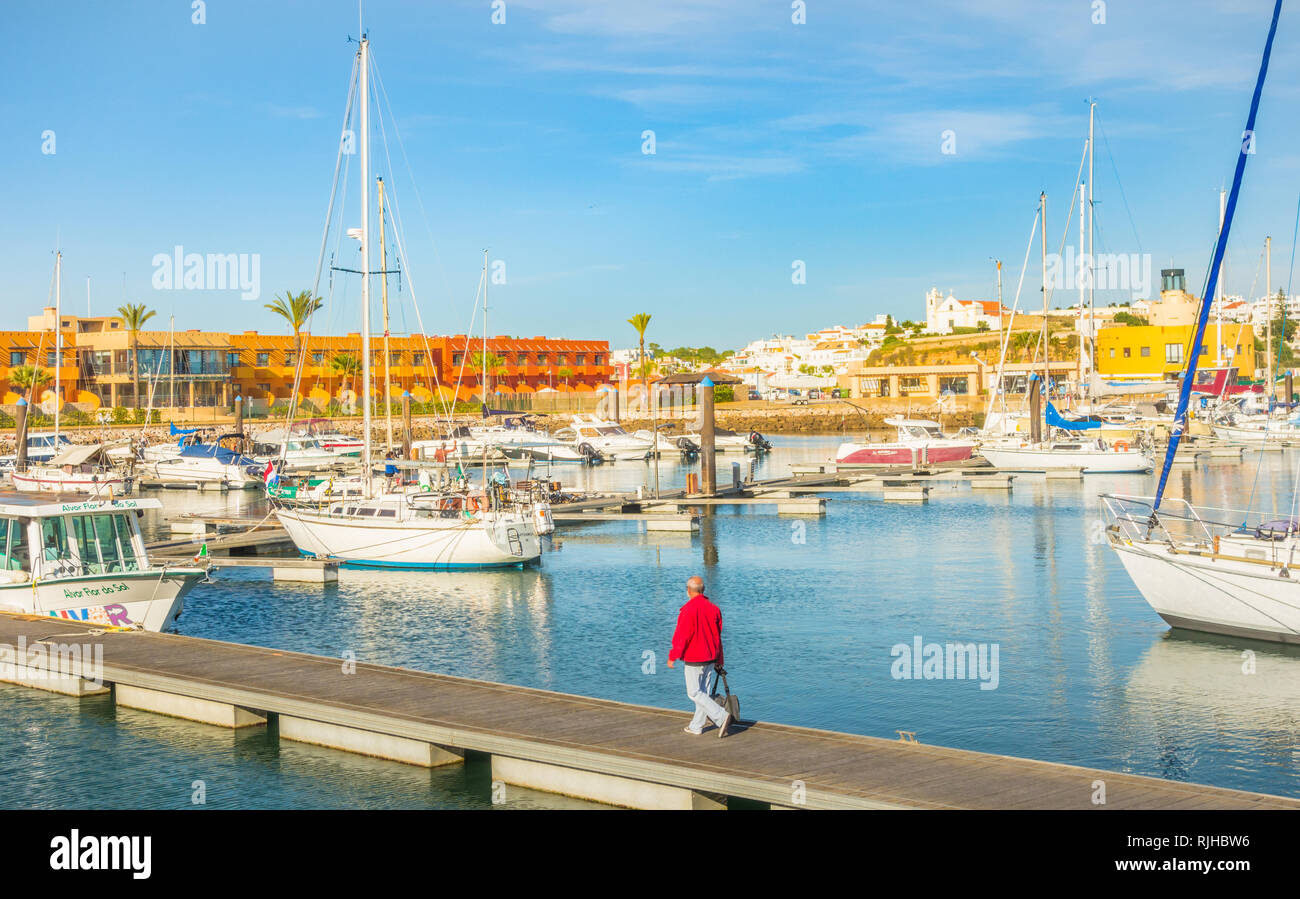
left=670, top=594, right=723, bottom=665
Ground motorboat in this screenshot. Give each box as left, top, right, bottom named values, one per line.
left=0, top=432, right=75, bottom=472
left=10, top=444, right=129, bottom=496
left=249, top=429, right=343, bottom=471
left=141, top=436, right=262, bottom=488
left=558, top=415, right=654, bottom=461
left=835, top=417, right=975, bottom=467
left=0, top=492, right=204, bottom=631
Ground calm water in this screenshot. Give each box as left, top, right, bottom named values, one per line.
left=3, top=434, right=1300, bottom=808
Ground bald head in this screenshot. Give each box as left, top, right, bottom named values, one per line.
left=686, top=576, right=704, bottom=596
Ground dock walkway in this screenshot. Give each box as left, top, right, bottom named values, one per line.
left=2, top=612, right=1294, bottom=810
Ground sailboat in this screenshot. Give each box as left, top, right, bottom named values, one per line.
left=274, top=29, right=541, bottom=569
left=1104, top=0, right=1297, bottom=643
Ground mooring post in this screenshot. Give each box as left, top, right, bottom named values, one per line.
left=14, top=396, right=28, bottom=470
left=401, top=391, right=412, bottom=459
left=233, top=395, right=244, bottom=436
left=1287, top=371, right=1294, bottom=405
left=1028, top=374, right=1042, bottom=444
left=700, top=376, right=716, bottom=495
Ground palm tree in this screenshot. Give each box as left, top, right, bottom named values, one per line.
left=117, top=303, right=156, bottom=408
left=557, top=366, right=574, bottom=388
left=470, top=351, right=506, bottom=396
left=266, top=290, right=324, bottom=361
left=627, top=312, right=652, bottom=408
left=8, top=364, right=50, bottom=398
left=330, top=353, right=361, bottom=390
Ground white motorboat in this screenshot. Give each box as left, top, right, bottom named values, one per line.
left=560, top=415, right=654, bottom=461
left=0, top=432, right=76, bottom=472
left=142, top=438, right=262, bottom=488
left=11, top=444, right=128, bottom=496
left=0, top=493, right=204, bottom=631
left=836, top=417, right=976, bottom=467
left=249, top=429, right=343, bottom=471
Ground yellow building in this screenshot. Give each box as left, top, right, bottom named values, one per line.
left=1096, top=322, right=1257, bottom=380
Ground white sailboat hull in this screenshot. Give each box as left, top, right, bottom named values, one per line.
left=275, top=507, right=541, bottom=568
left=145, top=458, right=259, bottom=487
left=979, top=444, right=1153, bottom=473
left=1110, top=534, right=1300, bottom=644
left=11, top=469, right=127, bottom=495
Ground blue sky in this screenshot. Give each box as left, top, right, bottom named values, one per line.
left=3, top=0, right=1298, bottom=348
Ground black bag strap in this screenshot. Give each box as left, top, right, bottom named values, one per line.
left=713, top=668, right=730, bottom=697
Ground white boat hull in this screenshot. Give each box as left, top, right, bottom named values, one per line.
left=0, top=568, right=204, bottom=632
left=275, top=507, right=541, bottom=568
left=979, top=445, right=1152, bottom=473
left=144, top=458, right=259, bottom=488
left=11, top=470, right=127, bottom=495
left=1110, top=534, right=1300, bottom=644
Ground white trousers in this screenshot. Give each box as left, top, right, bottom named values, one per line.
left=684, top=662, right=728, bottom=731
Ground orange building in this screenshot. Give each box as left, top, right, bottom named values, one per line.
left=0, top=329, right=81, bottom=408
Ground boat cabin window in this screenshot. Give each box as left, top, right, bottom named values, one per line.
left=375, top=508, right=396, bottom=518
left=40, top=517, right=70, bottom=562
left=67, top=513, right=141, bottom=574
left=1052, top=444, right=1081, bottom=451
left=1, top=519, right=31, bottom=572
left=597, top=427, right=625, bottom=436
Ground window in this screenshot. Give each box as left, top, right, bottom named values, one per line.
left=312, top=352, right=324, bottom=365
left=256, top=352, right=270, bottom=367
left=389, top=352, right=402, bottom=364
left=1123, top=347, right=1131, bottom=358
left=516, top=353, right=528, bottom=365
left=1140, top=346, right=1150, bottom=357
left=1165, top=343, right=1183, bottom=364
left=594, top=354, right=604, bottom=366
left=938, top=376, right=968, bottom=394
left=556, top=354, right=568, bottom=365
left=412, top=352, right=425, bottom=366
left=46, top=352, right=60, bottom=366
left=9, top=351, right=25, bottom=366
left=1109, top=348, right=1115, bottom=358
left=537, top=353, right=548, bottom=365
left=226, top=352, right=240, bottom=367
left=452, top=353, right=464, bottom=366
left=40, top=517, right=69, bottom=566
left=1, top=519, right=30, bottom=572
left=1199, top=344, right=1208, bottom=356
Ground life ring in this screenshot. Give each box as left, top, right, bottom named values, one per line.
left=1113, top=440, right=1129, bottom=452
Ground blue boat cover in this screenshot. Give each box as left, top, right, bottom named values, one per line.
left=1045, top=402, right=1102, bottom=431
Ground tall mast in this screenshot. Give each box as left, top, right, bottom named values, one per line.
left=1087, top=100, right=1096, bottom=400
left=482, top=249, right=490, bottom=482
left=378, top=176, right=392, bottom=451
left=1216, top=188, right=1226, bottom=367
left=1266, top=235, right=1273, bottom=403
left=54, top=251, right=61, bottom=441
left=359, top=32, right=373, bottom=497
left=168, top=315, right=175, bottom=411
left=1078, top=174, right=1086, bottom=397
left=1040, top=191, right=1049, bottom=399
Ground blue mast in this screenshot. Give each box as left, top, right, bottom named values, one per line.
left=1151, top=0, right=1284, bottom=521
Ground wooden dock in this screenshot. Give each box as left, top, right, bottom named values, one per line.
left=3, top=612, right=1295, bottom=810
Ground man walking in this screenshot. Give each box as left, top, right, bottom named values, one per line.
left=667, top=575, right=732, bottom=738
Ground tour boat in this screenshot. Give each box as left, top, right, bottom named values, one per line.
left=11, top=444, right=128, bottom=496
left=835, top=418, right=975, bottom=467
left=1104, top=1, right=1285, bottom=641
left=0, top=493, right=205, bottom=631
